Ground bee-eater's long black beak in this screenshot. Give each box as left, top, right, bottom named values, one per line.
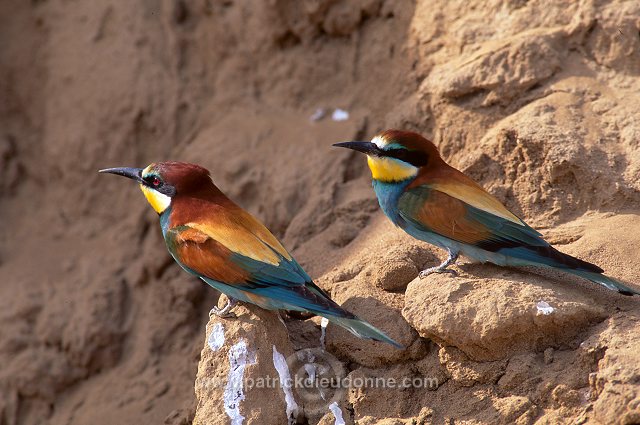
left=332, top=141, right=381, bottom=156
left=98, top=167, right=144, bottom=182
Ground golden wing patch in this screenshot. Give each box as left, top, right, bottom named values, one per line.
left=430, top=181, right=524, bottom=226
left=184, top=209, right=291, bottom=266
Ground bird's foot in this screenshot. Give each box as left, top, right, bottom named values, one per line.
left=209, top=297, right=238, bottom=318
left=419, top=266, right=458, bottom=278
left=419, top=250, right=459, bottom=279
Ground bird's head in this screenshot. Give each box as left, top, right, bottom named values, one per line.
left=99, top=161, right=213, bottom=214
left=333, top=130, right=443, bottom=183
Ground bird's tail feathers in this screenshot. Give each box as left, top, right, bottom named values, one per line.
left=502, top=245, right=638, bottom=295
left=506, top=245, right=603, bottom=273
left=568, top=269, right=640, bottom=296
left=254, top=282, right=404, bottom=348
left=322, top=314, right=404, bottom=349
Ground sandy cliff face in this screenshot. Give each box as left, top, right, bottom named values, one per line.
left=1, top=0, right=639, bottom=424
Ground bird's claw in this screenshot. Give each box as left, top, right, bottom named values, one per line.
left=209, top=297, right=238, bottom=318
left=419, top=250, right=460, bottom=279
left=209, top=308, right=237, bottom=319
left=419, top=267, right=458, bottom=279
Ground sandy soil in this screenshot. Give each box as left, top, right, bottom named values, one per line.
left=1, top=0, right=639, bottom=424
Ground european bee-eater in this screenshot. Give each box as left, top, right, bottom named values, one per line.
left=99, top=162, right=401, bottom=347
left=334, top=130, right=639, bottom=296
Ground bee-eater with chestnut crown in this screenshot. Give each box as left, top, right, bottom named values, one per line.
left=100, top=162, right=401, bottom=347
left=334, top=130, right=639, bottom=296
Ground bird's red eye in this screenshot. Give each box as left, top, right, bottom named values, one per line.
left=152, top=177, right=161, bottom=187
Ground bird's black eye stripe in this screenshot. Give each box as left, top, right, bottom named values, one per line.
left=143, top=175, right=177, bottom=197
left=385, top=149, right=430, bottom=167
left=143, top=175, right=162, bottom=187
left=159, top=185, right=176, bottom=197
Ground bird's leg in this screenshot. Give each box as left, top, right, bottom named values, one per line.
left=209, top=297, right=238, bottom=318
left=419, top=249, right=459, bottom=278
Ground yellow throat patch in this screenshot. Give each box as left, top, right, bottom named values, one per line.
left=367, top=156, right=418, bottom=182
left=140, top=184, right=171, bottom=213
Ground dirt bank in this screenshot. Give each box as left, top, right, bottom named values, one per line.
left=1, top=0, right=639, bottom=424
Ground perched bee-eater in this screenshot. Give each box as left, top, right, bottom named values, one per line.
left=334, top=130, right=639, bottom=296
left=99, top=162, right=401, bottom=347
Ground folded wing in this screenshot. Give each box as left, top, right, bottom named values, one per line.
left=165, top=209, right=347, bottom=315
left=398, top=181, right=602, bottom=273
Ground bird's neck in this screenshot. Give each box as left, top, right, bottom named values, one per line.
left=372, top=177, right=413, bottom=226
left=159, top=206, right=172, bottom=237
left=161, top=192, right=237, bottom=232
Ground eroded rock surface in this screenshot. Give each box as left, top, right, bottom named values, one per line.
left=403, top=267, right=607, bottom=361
